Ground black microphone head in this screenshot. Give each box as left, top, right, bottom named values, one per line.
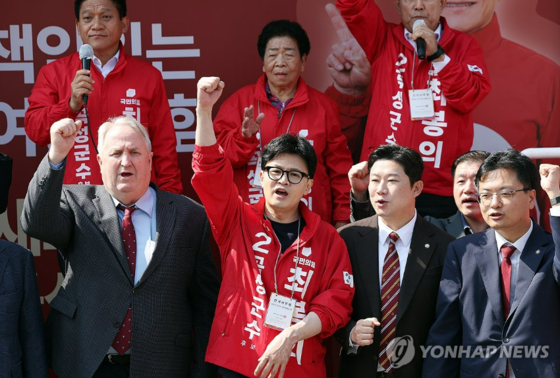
left=79, top=44, right=94, bottom=60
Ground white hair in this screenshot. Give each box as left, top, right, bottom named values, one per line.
left=97, top=116, right=152, bottom=153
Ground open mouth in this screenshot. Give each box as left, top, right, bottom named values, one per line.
left=462, top=197, right=478, bottom=204
left=274, top=188, right=288, bottom=198
left=120, top=172, right=133, bottom=178
left=488, top=212, right=504, bottom=220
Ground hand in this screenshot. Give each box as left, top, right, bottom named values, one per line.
left=196, top=77, right=225, bottom=111
left=241, top=105, right=265, bottom=138
left=48, top=119, right=83, bottom=165
left=69, top=69, right=94, bottom=112
left=325, top=4, right=371, bottom=97
left=350, top=317, right=380, bottom=346
left=411, top=22, right=439, bottom=58
left=349, top=161, right=370, bottom=202
left=539, top=164, right=560, bottom=200
left=254, top=329, right=295, bottom=378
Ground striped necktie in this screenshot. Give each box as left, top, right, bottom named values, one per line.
left=379, top=232, right=400, bottom=373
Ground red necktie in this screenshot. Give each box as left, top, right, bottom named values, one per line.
left=500, top=244, right=516, bottom=378
left=112, top=205, right=137, bottom=354
left=379, top=232, right=400, bottom=373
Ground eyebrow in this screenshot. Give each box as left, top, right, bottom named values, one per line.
left=267, top=47, right=296, bottom=52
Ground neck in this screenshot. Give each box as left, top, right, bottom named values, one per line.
left=269, top=83, right=297, bottom=103
left=264, top=205, right=300, bottom=224
left=464, top=215, right=489, bottom=234
left=380, top=211, right=414, bottom=232
left=496, top=219, right=531, bottom=244
left=96, top=45, right=120, bottom=66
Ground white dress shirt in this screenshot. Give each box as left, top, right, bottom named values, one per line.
left=92, top=48, right=120, bottom=78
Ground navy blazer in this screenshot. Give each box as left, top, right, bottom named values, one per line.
left=423, top=216, right=560, bottom=378
left=0, top=240, right=47, bottom=378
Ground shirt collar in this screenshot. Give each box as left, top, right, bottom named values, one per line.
left=378, top=210, right=417, bottom=246
left=404, top=22, right=443, bottom=51
left=460, top=213, right=473, bottom=235
left=92, top=48, right=120, bottom=73
left=112, top=187, right=154, bottom=217
left=495, top=220, right=533, bottom=254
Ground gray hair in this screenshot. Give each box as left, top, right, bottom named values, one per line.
left=97, top=116, right=152, bottom=153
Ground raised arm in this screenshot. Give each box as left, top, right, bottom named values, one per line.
left=21, top=119, right=82, bottom=250
left=539, top=164, right=560, bottom=284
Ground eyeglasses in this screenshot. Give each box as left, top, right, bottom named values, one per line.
left=475, top=188, right=531, bottom=206
left=264, top=166, right=310, bottom=184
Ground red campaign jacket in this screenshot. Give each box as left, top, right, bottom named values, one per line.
left=24, top=45, right=183, bottom=194
left=192, top=144, right=354, bottom=378
left=327, top=0, right=491, bottom=197
left=214, top=74, right=353, bottom=223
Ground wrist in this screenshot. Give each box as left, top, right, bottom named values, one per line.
left=333, top=82, right=367, bottom=98
left=352, top=190, right=369, bottom=203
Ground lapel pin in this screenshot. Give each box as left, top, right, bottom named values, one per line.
left=536, top=250, right=540, bottom=255
left=425, top=244, right=430, bottom=248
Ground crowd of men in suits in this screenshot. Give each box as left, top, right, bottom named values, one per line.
left=4, top=92, right=560, bottom=378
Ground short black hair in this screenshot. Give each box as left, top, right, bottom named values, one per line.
left=367, top=144, right=424, bottom=186
left=257, top=20, right=311, bottom=60
left=451, top=150, right=490, bottom=179
left=475, top=149, right=537, bottom=190
left=262, top=134, right=317, bottom=178
left=75, top=0, right=127, bottom=20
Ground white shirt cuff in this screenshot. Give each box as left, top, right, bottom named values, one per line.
left=432, top=54, right=451, bottom=74
left=348, top=330, right=359, bottom=354
left=550, top=206, right=560, bottom=217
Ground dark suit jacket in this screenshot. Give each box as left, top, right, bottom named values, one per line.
left=337, top=215, right=455, bottom=378
left=424, top=211, right=467, bottom=239
left=423, top=217, right=560, bottom=378
left=21, top=156, right=220, bottom=378
left=0, top=240, right=47, bottom=378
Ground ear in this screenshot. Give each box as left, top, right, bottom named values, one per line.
left=528, top=189, right=536, bottom=210
left=97, top=154, right=102, bottom=167
left=306, top=178, right=314, bottom=194
left=148, top=152, right=153, bottom=172
left=300, top=54, right=307, bottom=73
left=121, top=16, right=130, bottom=34
left=412, top=180, right=423, bottom=198
left=259, top=169, right=265, bottom=182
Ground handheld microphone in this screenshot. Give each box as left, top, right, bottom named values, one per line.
left=79, top=44, right=94, bottom=105
left=413, top=20, right=426, bottom=60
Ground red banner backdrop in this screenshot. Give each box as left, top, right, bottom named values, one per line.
left=1, top=1, right=559, bottom=377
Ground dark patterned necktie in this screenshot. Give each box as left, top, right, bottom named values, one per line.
left=500, top=244, right=516, bottom=378
left=379, top=232, right=400, bottom=373
left=112, top=205, right=137, bottom=354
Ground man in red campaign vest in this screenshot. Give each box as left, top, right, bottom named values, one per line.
left=24, top=0, right=183, bottom=194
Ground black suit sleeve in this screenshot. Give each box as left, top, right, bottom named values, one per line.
left=189, top=218, right=220, bottom=378
left=20, top=249, right=48, bottom=378
left=350, top=193, right=375, bottom=222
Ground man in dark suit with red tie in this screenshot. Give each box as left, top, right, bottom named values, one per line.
left=21, top=117, right=219, bottom=378
left=423, top=150, right=560, bottom=378
left=337, top=144, right=455, bottom=378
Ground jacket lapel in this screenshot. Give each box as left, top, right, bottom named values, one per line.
left=355, top=215, right=382, bottom=317
left=136, top=188, right=175, bottom=287
left=448, top=212, right=466, bottom=238
left=397, top=217, right=437, bottom=323
left=509, top=224, right=548, bottom=318
left=92, top=189, right=133, bottom=284
left=475, top=229, right=504, bottom=327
